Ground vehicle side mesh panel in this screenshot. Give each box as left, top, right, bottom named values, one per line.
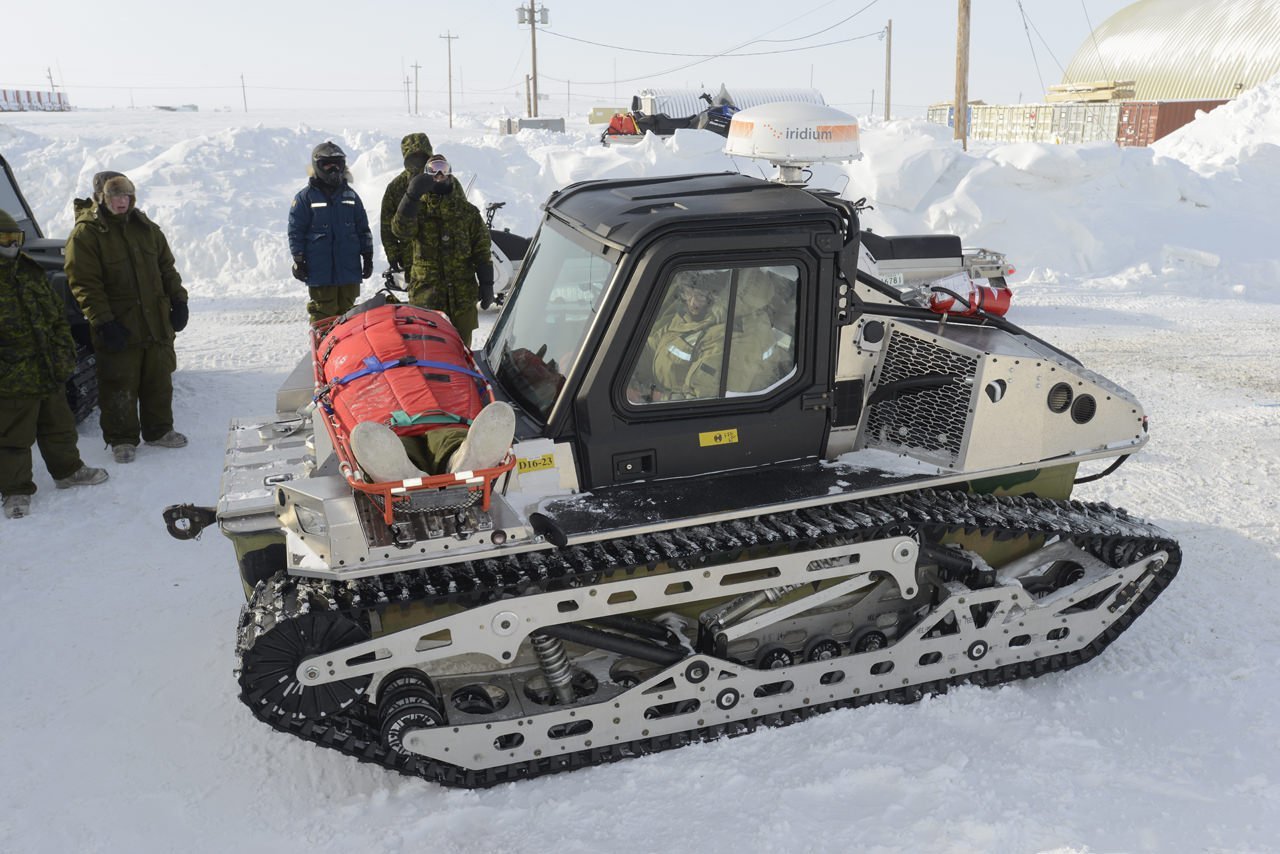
left=863, top=331, right=977, bottom=465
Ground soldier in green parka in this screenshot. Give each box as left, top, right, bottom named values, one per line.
left=380, top=132, right=433, bottom=274
left=391, top=154, right=494, bottom=347
left=64, top=172, right=189, bottom=464
left=0, top=208, right=108, bottom=519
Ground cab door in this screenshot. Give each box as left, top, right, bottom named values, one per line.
left=571, top=230, right=836, bottom=490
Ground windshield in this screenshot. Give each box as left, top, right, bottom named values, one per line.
left=485, top=221, right=616, bottom=422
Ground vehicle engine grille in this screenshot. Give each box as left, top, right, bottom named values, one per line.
left=862, top=328, right=978, bottom=466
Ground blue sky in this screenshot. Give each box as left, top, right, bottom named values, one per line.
left=9, top=0, right=1134, bottom=116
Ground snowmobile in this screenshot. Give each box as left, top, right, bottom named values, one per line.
left=484, top=201, right=530, bottom=305
left=602, top=86, right=739, bottom=146
left=165, top=104, right=1180, bottom=789
left=0, top=152, right=98, bottom=421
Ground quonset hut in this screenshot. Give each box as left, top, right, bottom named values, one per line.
left=1062, top=0, right=1280, bottom=101
left=931, top=0, right=1280, bottom=145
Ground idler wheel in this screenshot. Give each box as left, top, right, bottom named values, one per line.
left=755, top=645, right=795, bottom=670
left=239, top=611, right=371, bottom=720
left=380, top=687, right=447, bottom=755
left=854, top=630, right=888, bottom=653
left=805, top=637, right=843, bottom=661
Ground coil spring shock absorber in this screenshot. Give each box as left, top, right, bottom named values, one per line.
left=530, top=632, right=576, bottom=705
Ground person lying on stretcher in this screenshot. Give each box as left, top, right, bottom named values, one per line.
left=348, top=401, right=516, bottom=483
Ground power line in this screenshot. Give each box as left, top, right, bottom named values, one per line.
left=1020, top=9, right=1068, bottom=75
left=754, top=0, right=881, bottom=43
left=1016, top=0, right=1047, bottom=98
left=541, top=27, right=883, bottom=59
left=542, top=30, right=883, bottom=86
left=541, top=0, right=880, bottom=86
left=538, top=0, right=879, bottom=57
left=1080, top=0, right=1113, bottom=81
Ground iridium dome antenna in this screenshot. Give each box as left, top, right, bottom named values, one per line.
left=723, top=102, right=863, bottom=185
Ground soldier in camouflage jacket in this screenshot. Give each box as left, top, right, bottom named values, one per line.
left=380, top=132, right=433, bottom=273
left=390, top=154, right=493, bottom=347
left=1, top=207, right=107, bottom=517
left=65, top=173, right=189, bottom=460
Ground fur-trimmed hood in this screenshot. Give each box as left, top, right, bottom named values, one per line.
left=72, top=196, right=155, bottom=229
left=92, top=171, right=137, bottom=213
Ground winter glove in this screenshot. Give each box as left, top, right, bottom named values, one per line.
left=291, top=255, right=308, bottom=282
left=361, top=253, right=374, bottom=280
left=387, top=257, right=403, bottom=273
left=96, top=320, right=130, bottom=353
left=406, top=172, right=435, bottom=199
left=169, top=300, right=189, bottom=333
left=477, top=265, right=496, bottom=310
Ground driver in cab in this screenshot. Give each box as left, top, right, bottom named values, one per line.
left=630, top=272, right=729, bottom=403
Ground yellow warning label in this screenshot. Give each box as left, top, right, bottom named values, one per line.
left=517, top=453, right=556, bottom=473
left=698, top=428, right=739, bottom=447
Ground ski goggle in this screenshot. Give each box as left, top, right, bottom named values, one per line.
left=316, top=157, right=345, bottom=171
left=425, top=159, right=451, bottom=176
left=0, top=231, right=24, bottom=248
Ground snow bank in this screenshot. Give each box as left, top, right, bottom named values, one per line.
left=6, top=83, right=1280, bottom=301
left=2, top=93, right=1280, bottom=854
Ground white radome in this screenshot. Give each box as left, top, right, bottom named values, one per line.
left=724, top=102, right=862, bottom=181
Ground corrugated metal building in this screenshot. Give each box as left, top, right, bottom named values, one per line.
left=927, top=0, right=1265, bottom=146
left=1062, top=0, right=1280, bottom=100
left=631, top=87, right=825, bottom=119
left=1, top=89, right=72, bottom=111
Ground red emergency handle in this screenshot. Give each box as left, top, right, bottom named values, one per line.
left=928, top=282, right=1012, bottom=317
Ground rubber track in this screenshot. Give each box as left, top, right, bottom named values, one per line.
left=235, top=488, right=1181, bottom=789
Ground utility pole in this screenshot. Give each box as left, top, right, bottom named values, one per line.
left=240, top=74, right=248, bottom=112
left=404, top=75, right=411, bottom=115
left=525, top=74, right=532, bottom=118
left=411, top=61, right=422, bottom=116
left=517, top=2, right=549, bottom=118
left=955, top=0, right=971, bottom=150
left=438, top=34, right=457, bottom=126
left=884, top=20, right=893, bottom=122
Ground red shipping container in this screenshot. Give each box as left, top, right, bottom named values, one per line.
left=1117, top=99, right=1229, bottom=147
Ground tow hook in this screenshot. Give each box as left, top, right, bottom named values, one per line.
left=162, top=504, right=218, bottom=540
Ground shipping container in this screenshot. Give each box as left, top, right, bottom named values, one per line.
left=927, top=104, right=950, bottom=125
left=1051, top=103, right=1121, bottom=143
left=1116, top=99, right=1229, bottom=146
left=927, top=101, right=1122, bottom=145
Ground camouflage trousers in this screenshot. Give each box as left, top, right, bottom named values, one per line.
left=97, top=344, right=177, bottom=447
left=399, top=426, right=468, bottom=476
left=407, top=279, right=479, bottom=350
left=0, top=393, right=85, bottom=497
left=308, top=284, right=361, bottom=324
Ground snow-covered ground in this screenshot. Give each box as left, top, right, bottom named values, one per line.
left=2, top=84, right=1278, bottom=853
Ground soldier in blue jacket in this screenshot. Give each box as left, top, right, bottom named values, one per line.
left=288, top=142, right=374, bottom=323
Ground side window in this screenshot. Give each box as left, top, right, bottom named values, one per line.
left=627, top=264, right=799, bottom=405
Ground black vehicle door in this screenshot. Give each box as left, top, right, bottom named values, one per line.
left=571, top=228, right=836, bottom=489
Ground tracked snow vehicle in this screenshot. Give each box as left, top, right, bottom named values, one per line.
left=166, top=107, right=1179, bottom=788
